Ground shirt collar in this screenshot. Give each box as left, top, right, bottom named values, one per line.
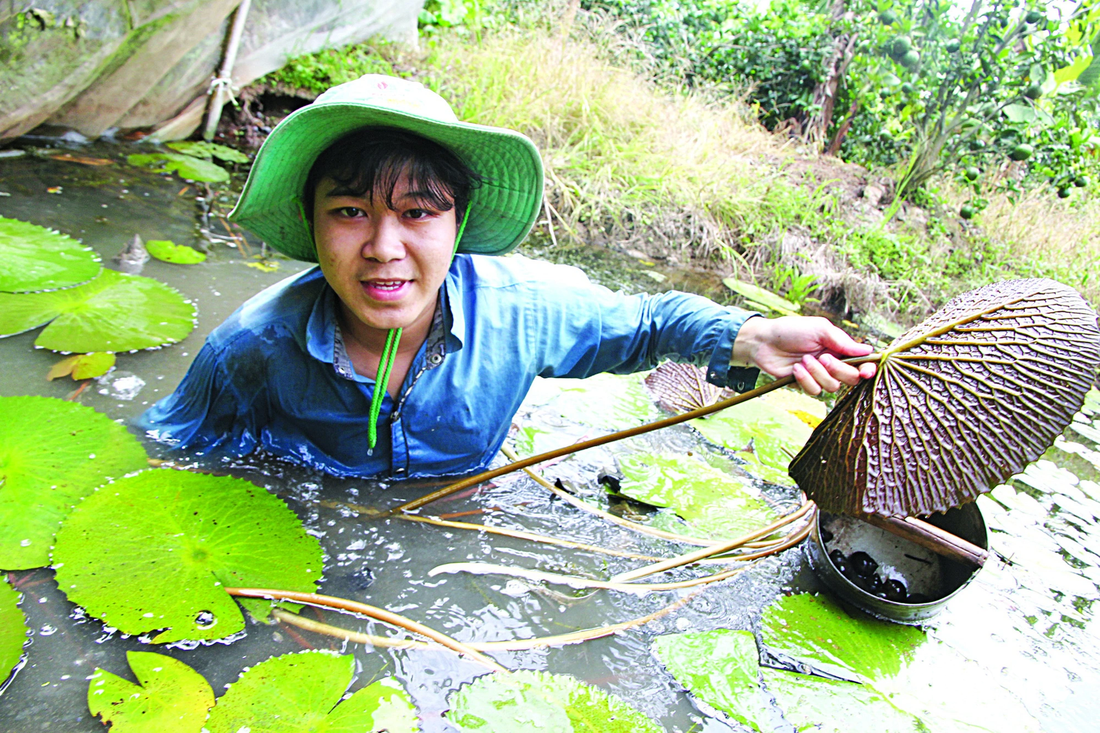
left=442, top=260, right=466, bottom=351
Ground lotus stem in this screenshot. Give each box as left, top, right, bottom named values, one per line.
left=429, top=560, right=757, bottom=592
left=225, top=587, right=506, bottom=673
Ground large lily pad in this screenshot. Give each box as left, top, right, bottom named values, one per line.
left=0, top=217, right=101, bottom=293
left=760, top=667, right=924, bottom=733
left=790, top=278, right=1100, bottom=517
left=616, top=452, right=778, bottom=538
left=0, top=396, right=148, bottom=570
left=690, top=388, right=827, bottom=485
left=446, top=670, right=662, bottom=732
left=0, top=268, right=196, bottom=353
left=652, top=629, right=767, bottom=731
left=1, top=579, right=27, bottom=686
left=53, top=469, right=322, bottom=643
left=88, top=651, right=214, bottom=732
left=205, top=651, right=417, bottom=733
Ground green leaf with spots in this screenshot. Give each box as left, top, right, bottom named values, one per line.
left=616, top=452, right=778, bottom=539
left=446, top=670, right=662, bottom=732
left=0, top=216, right=101, bottom=292
left=166, top=141, right=249, bottom=164
left=53, top=469, right=322, bottom=643
left=127, top=152, right=229, bottom=183
left=760, top=667, right=924, bottom=733
left=721, top=278, right=800, bottom=315
left=87, top=651, right=214, bottom=732
left=652, top=629, right=767, bottom=732
left=0, top=396, right=148, bottom=569
left=145, top=240, right=206, bottom=264
left=759, top=593, right=924, bottom=682
left=689, top=388, right=826, bottom=482
left=0, top=579, right=27, bottom=684
left=0, top=268, right=196, bottom=352
left=206, top=651, right=417, bottom=733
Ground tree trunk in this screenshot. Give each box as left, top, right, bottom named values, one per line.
left=802, top=0, right=856, bottom=150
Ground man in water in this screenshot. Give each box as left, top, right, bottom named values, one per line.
left=139, top=75, right=875, bottom=478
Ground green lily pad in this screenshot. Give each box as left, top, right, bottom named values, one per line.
left=46, top=352, right=116, bottom=380
left=446, top=670, right=662, bottom=733
left=721, top=278, right=800, bottom=315
left=760, top=667, right=924, bottom=732
left=546, top=373, right=661, bottom=432
left=690, top=388, right=826, bottom=481
left=0, top=268, right=196, bottom=353
left=205, top=651, right=417, bottom=733
left=0, top=396, right=148, bottom=569
left=1, top=579, right=27, bottom=685
left=616, top=452, right=778, bottom=539
left=53, top=469, right=322, bottom=643
left=88, top=651, right=214, bottom=732
left=145, top=240, right=206, bottom=265
left=652, top=629, right=768, bottom=731
left=166, top=141, right=249, bottom=164
left=127, top=152, right=230, bottom=183
left=0, top=216, right=101, bottom=293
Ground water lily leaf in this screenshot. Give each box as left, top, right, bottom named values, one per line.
left=0, top=216, right=101, bottom=292
left=206, top=652, right=416, bottom=733
left=791, top=279, right=1100, bottom=517
left=46, top=352, right=115, bottom=381
left=721, top=278, right=800, bottom=315
left=652, top=629, right=768, bottom=731
left=0, top=396, right=148, bottom=569
left=165, top=141, right=249, bottom=164
left=544, top=373, right=660, bottom=431
left=1, top=579, right=27, bottom=685
left=87, top=651, right=214, bottom=732
left=446, top=670, right=662, bottom=732
left=145, top=240, right=206, bottom=264
left=759, top=593, right=924, bottom=682
left=644, top=362, right=730, bottom=413
left=126, top=152, right=229, bottom=183
left=616, top=452, right=778, bottom=538
left=760, top=667, right=924, bottom=733
left=690, top=388, right=826, bottom=482
left=0, top=268, right=196, bottom=353
left=52, top=469, right=322, bottom=643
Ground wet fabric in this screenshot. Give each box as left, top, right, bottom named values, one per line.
left=137, top=254, right=758, bottom=478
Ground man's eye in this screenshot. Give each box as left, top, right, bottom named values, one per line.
left=338, top=207, right=364, bottom=217
left=406, top=208, right=431, bottom=219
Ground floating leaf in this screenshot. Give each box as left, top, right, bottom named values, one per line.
left=53, top=470, right=322, bottom=643
left=721, top=278, right=800, bottom=315
left=88, top=651, right=214, bottom=732
left=760, top=667, right=924, bottom=733
left=0, top=268, right=196, bottom=353
left=690, top=388, right=826, bottom=483
left=206, top=651, right=417, bottom=733
left=165, top=141, right=250, bottom=164
left=1, top=579, right=27, bottom=685
left=245, top=260, right=280, bottom=272
left=544, top=373, right=660, bottom=431
left=46, top=352, right=115, bottom=381
left=446, top=670, right=662, bottom=733
left=0, top=396, right=148, bottom=569
left=652, top=629, right=767, bottom=731
left=145, top=240, right=206, bottom=264
left=616, top=452, right=778, bottom=538
left=644, top=362, right=730, bottom=413
left=126, top=152, right=229, bottom=183
left=0, top=217, right=101, bottom=293
left=790, top=279, right=1100, bottom=517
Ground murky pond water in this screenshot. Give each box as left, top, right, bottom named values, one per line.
left=1, top=143, right=1099, bottom=732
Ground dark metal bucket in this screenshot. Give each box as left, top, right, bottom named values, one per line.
left=805, top=502, right=988, bottom=625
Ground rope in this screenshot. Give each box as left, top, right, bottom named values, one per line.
left=367, top=327, right=401, bottom=452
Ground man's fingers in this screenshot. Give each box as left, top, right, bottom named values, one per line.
left=792, top=362, right=822, bottom=396
left=820, top=354, right=864, bottom=387
left=800, top=355, right=841, bottom=393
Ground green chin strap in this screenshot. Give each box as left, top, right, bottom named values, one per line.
left=367, top=205, right=472, bottom=454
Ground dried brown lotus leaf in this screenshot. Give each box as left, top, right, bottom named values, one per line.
left=790, top=279, right=1100, bottom=517
left=644, top=363, right=731, bottom=413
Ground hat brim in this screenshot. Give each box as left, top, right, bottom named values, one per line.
left=229, top=103, right=544, bottom=262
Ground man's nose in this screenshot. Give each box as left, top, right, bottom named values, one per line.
left=361, top=214, right=406, bottom=262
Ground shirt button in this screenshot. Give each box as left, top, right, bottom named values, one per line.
left=428, top=353, right=443, bottom=366
left=395, top=467, right=405, bottom=474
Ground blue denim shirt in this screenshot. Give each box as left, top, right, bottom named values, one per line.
left=137, top=254, right=758, bottom=478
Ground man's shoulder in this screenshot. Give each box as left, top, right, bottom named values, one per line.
left=206, top=266, right=326, bottom=354
left=451, top=254, right=592, bottom=291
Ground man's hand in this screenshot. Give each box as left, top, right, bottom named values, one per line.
left=732, top=315, right=877, bottom=395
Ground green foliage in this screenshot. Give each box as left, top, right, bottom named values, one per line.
left=145, top=240, right=206, bottom=264
left=0, top=579, right=27, bottom=684
left=126, top=152, right=230, bottom=183
left=47, top=352, right=116, bottom=380
left=53, top=470, right=323, bottom=643
left=0, top=396, right=148, bottom=570
left=0, top=217, right=101, bottom=293
left=88, top=652, right=215, bottom=732
left=165, top=141, right=249, bottom=164
left=261, top=44, right=401, bottom=95
left=0, top=268, right=196, bottom=353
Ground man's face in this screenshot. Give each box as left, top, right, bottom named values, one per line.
left=312, top=174, right=457, bottom=342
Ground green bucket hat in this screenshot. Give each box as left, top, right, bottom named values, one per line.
left=229, top=74, right=544, bottom=262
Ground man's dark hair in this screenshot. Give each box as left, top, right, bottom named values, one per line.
left=304, top=127, right=482, bottom=222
